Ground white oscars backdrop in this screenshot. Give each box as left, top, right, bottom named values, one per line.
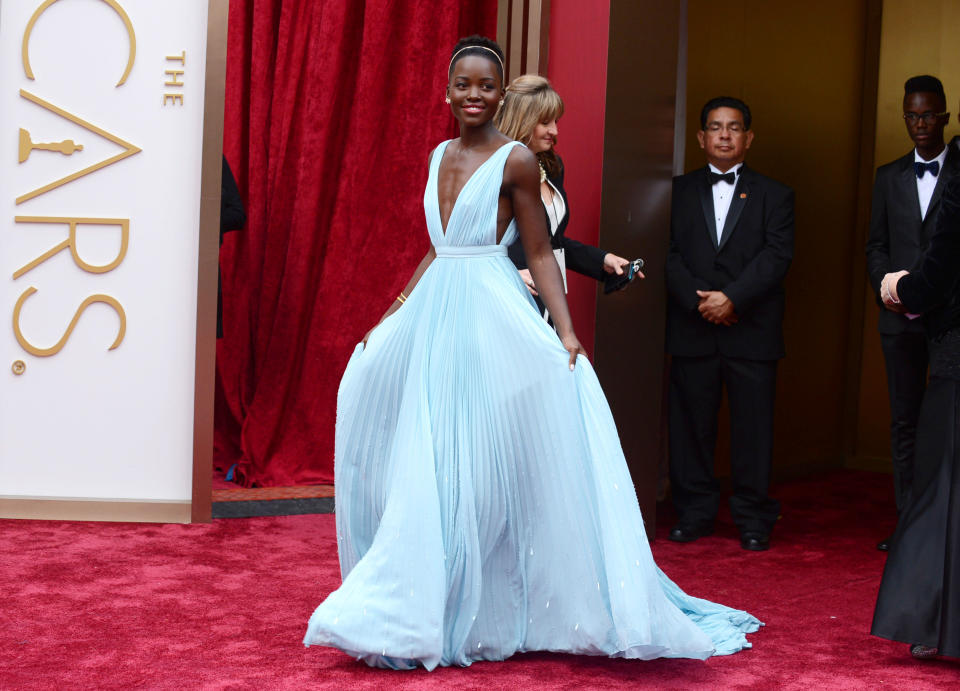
left=0, top=0, right=213, bottom=520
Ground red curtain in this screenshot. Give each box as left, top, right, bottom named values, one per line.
left=217, top=0, right=497, bottom=486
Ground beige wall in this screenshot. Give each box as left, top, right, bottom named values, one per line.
left=685, top=0, right=872, bottom=476
left=874, top=1, right=960, bottom=165
left=856, top=0, right=960, bottom=464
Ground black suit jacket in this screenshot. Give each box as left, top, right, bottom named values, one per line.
left=665, top=165, right=794, bottom=360
left=866, top=147, right=959, bottom=335
left=898, top=174, right=960, bottom=340
left=508, top=159, right=607, bottom=280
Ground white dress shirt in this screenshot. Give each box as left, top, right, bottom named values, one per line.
left=915, top=146, right=948, bottom=221
left=709, top=162, right=743, bottom=243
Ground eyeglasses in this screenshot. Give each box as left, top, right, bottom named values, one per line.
left=903, top=111, right=948, bottom=124
left=705, top=122, right=745, bottom=133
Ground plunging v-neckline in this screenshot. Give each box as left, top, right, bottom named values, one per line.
left=436, top=141, right=514, bottom=237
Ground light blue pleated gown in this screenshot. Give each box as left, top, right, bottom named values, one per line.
left=303, top=141, right=761, bottom=669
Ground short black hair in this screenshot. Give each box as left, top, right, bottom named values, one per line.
left=700, top=96, right=751, bottom=131
left=449, top=35, right=505, bottom=84
left=904, top=75, right=945, bottom=101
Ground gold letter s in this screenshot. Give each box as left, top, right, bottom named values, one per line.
left=13, top=288, right=126, bottom=357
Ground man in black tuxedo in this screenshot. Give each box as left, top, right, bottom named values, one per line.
left=866, top=75, right=956, bottom=551
left=665, top=97, right=794, bottom=551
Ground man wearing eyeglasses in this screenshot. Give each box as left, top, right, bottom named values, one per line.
left=866, top=75, right=957, bottom=552
left=665, top=97, right=794, bottom=552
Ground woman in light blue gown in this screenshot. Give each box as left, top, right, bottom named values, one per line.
left=303, top=35, right=761, bottom=670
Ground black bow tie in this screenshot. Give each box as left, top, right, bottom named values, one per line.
left=915, top=160, right=940, bottom=178
left=708, top=170, right=737, bottom=185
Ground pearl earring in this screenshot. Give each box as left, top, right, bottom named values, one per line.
left=499, top=100, right=504, bottom=106
left=445, top=97, right=451, bottom=104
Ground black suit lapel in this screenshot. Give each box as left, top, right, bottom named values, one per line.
left=900, top=157, right=922, bottom=225
left=924, top=147, right=958, bottom=229
left=925, top=175, right=947, bottom=232
left=717, top=169, right=749, bottom=252
left=698, top=168, right=719, bottom=250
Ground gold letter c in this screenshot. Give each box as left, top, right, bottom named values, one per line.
left=22, top=0, right=137, bottom=87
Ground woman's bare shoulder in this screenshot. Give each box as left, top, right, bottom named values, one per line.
left=504, top=144, right=538, bottom=182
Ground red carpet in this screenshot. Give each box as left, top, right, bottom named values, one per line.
left=2, top=470, right=959, bottom=689
left=211, top=466, right=334, bottom=502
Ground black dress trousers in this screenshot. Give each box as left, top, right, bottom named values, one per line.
left=668, top=353, right=781, bottom=535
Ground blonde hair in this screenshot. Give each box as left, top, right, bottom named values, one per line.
left=494, top=74, right=564, bottom=179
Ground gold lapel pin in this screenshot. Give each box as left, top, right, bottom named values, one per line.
left=739, top=192, right=747, bottom=199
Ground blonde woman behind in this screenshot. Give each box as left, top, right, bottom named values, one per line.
left=495, top=74, right=637, bottom=321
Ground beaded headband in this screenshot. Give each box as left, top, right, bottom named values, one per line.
left=448, top=45, right=504, bottom=78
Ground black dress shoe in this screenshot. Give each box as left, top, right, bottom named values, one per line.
left=668, top=524, right=713, bottom=543
left=910, top=644, right=938, bottom=659
left=877, top=536, right=892, bottom=552
left=740, top=532, right=770, bottom=551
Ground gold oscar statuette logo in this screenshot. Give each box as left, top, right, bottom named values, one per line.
left=12, top=360, right=26, bottom=376
left=19, top=127, right=83, bottom=163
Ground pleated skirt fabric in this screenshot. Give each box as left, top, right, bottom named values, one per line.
left=303, top=252, right=760, bottom=669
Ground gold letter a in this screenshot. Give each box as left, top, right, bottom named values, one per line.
left=17, top=89, right=141, bottom=205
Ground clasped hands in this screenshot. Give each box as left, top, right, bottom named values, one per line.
left=880, top=270, right=909, bottom=312
left=696, top=290, right=737, bottom=326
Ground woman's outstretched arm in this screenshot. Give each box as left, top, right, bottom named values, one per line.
left=363, top=148, right=442, bottom=346
left=362, top=246, right=436, bottom=346
left=888, top=176, right=960, bottom=313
